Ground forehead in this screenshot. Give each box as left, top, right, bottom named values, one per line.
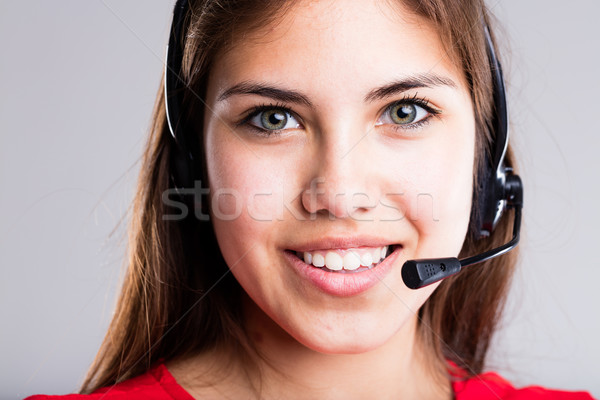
left=210, top=0, right=466, bottom=100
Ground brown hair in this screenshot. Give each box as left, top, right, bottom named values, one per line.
left=81, top=0, right=517, bottom=393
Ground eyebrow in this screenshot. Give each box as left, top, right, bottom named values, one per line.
left=217, top=81, right=313, bottom=107
left=364, top=74, right=458, bottom=102
left=217, top=73, right=458, bottom=106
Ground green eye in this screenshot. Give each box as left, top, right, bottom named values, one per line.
left=377, top=100, right=434, bottom=128
left=261, top=110, right=288, bottom=130
left=390, top=103, right=418, bottom=124
left=248, top=108, right=300, bottom=131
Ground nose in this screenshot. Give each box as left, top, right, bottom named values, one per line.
left=301, top=126, right=379, bottom=220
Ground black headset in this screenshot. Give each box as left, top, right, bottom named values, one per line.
left=164, top=0, right=194, bottom=194
left=163, top=0, right=523, bottom=289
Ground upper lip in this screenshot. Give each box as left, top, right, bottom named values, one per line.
left=287, top=235, right=400, bottom=252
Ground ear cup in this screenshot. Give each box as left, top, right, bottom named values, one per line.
left=474, top=152, right=508, bottom=238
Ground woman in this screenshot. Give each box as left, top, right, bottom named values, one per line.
left=26, top=0, right=593, bottom=398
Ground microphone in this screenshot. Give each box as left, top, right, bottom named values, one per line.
left=401, top=174, right=523, bottom=290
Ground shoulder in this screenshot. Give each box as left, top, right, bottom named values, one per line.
left=23, top=364, right=195, bottom=400
left=453, top=371, right=595, bottom=400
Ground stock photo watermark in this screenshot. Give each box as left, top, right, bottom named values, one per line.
left=162, top=178, right=440, bottom=223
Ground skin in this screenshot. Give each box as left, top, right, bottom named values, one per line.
left=170, top=0, right=475, bottom=398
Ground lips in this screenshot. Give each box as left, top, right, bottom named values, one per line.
left=283, top=244, right=402, bottom=297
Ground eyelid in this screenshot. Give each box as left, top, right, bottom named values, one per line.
left=239, top=103, right=289, bottom=121
left=382, top=94, right=440, bottom=117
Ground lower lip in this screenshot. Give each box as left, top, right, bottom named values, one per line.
left=283, top=246, right=401, bottom=297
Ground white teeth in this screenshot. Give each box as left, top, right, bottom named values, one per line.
left=325, top=252, right=343, bottom=270
left=304, top=252, right=312, bottom=265
left=360, top=252, right=373, bottom=267
left=372, top=247, right=381, bottom=262
left=312, top=253, right=325, bottom=267
left=297, top=245, right=395, bottom=271
left=343, top=252, right=361, bottom=271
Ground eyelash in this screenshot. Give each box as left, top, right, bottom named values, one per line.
left=237, top=95, right=441, bottom=136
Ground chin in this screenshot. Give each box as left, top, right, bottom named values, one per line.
left=283, top=308, right=417, bottom=355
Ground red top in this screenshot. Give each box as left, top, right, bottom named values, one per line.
left=24, top=363, right=594, bottom=400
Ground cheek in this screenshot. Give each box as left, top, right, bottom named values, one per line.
left=375, top=114, right=475, bottom=259
left=204, top=127, right=294, bottom=266
left=408, top=126, right=475, bottom=256
left=204, top=136, right=278, bottom=302
left=206, top=147, right=291, bottom=224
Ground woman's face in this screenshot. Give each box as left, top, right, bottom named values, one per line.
left=203, top=0, right=475, bottom=353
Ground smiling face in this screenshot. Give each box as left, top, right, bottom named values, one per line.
left=203, top=0, right=475, bottom=354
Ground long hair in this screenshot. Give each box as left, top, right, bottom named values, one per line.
left=81, top=0, right=518, bottom=393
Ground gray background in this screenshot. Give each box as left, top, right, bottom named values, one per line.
left=1, top=1, right=598, bottom=399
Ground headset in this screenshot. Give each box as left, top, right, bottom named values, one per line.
left=163, top=0, right=523, bottom=290
left=165, top=0, right=194, bottom=194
